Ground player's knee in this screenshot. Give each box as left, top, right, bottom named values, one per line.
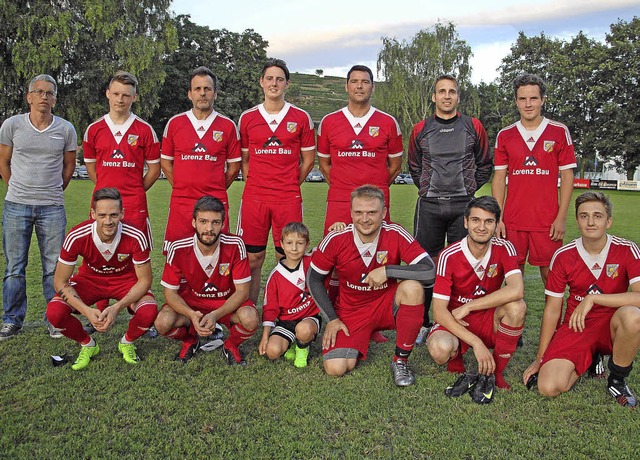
left=46, top=299, right=70, bottom=327
left=237, top=306, right=259, bottom=331
left=397, top=280, right=424, bottom=304
left=134, top=300, right=158, bottom=326
left=503, top=299, right=527, bottom=324
left=248, top=251, right=266, bottom=269
left=614, top=306, right=640, bottom=335
left=324, top=359, right=348, bottom=377
left=265, top=342, right=285, bottom=361
left=536, top=377, right=564, bottom=398
left=427, top=340, right=453, bottom=365
left=295, top=321, right=317, bottom=342
left=154, top=306, right=175, bottom=335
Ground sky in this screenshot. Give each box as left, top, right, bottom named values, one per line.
left=171, top=0, right=639, bottom=84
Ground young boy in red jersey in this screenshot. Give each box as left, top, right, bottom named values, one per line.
left=259, top=222, right=321, bottom=368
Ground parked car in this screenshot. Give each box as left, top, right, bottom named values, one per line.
left=305, top=170, right=325, bottom=182
left=394, top=173, right=413, bottom=184
left=75, top=165, right=89, bottom=179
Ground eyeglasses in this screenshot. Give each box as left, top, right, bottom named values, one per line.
left=29, top=89, right=56, bottom=98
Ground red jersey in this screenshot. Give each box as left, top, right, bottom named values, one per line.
left=238, top=103, right=315, bottom=201
left=161, top=110, right=240, bottom=204
left=161, top=234, right=251, bottom=308
left=58, top=220, right=150, bottom=279
left=310, top=222, right=427, bottom=314
left=262, top=254, right=319, bottom=325
left=433, top=237, right=520, bottom=311
left=494, top=118, right=576, bottom=231
left=545, top=235, right=640, bottom=323
left=317, top=107, right=403, bottom=203
left=83, top=114, right=161, bottom=220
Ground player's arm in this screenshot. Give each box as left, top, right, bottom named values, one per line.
left=259, top=279, right=279, bottom=354
left=161, top=158, right=174, bottom=186
left=472, top=120, right=492, bottom=189
left=550, top=168, right=574, bottom=241
left=407, top=124, right=422, bottom=189
left=491, top=168, right=508, bottom=238
left=307, top=266, right=349, bottom=349
left=225, top=160, right=241, bottom=188
left=143, top=161, right=161, bottom=191
left=569, top=283, right=640, bottom=333
left=298, top=149, right=316, bottom=185
left=523, top=295, right=564, bottom=384
left=163, top=286, right=209, bottom=336
left=62, top=150, right=76, bottom=190
left=85, top=161, right=97, bottom=184
left=53, top=262, right=100, bottom=325
left=0, top=144, right=12, bottom=186
left=240, top=148, right=250, bottom=183
left=363, top=256, right=435, bottom=288
left=318, top=155, right=331, bottom=185
left=433, top=297, right=495, bottom=375
left=387, top=155, right=402, bottom=185
left=201, top=281, right=250, bottom=332
left=452, top=271, right=524, bottom=321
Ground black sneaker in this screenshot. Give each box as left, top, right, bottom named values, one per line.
left=517, top=336, right=524, bottom=348
left=470, top=374, right=495, bottom=404
left=588, top=353, right=606, bottom=379
left=175, top=340, right=200, bottom=364
left=144, top=326, right=159, bottom=339
left=222, top=345, right=246, bottom=367
left=445, top=373, right=478, bottom=397
left=0, top=323, right=22, bottom=340
left=608, top=378, right=637, bottom=408
left=83, top=323, right=97, bottom=335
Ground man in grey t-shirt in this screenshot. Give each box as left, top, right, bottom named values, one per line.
left=0, top=74, right=77, bottom=340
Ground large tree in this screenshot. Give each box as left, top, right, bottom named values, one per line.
left=376, top=21, right=473, bottom=142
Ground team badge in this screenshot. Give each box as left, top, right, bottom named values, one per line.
left=606, top=264, right=619, bottom=279
left=117, top=254, right=129, bottom=262
left=487, top=264, right=498, bottom=278
left=287, top=122, right=297, bottom=133
left=127, top=134, right=139, bottom=146
left=212, top=131, right=223, bottom=142
left=543, top=140, right=555, bottom=153
left=369, top=126, right=380, bottom=137
left=376, top=251, right=388, bottom=265
left=219, top=263, right=230, bottom=276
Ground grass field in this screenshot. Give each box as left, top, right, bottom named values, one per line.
left=1, top=180, right=639, bottom=459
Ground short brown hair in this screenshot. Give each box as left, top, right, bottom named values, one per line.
left=575, top=191, right=613, bottom=219
left=281, top=222, right=310, bottom=243
left=109, top=70, right=138, bottom=93
left=350, top=185, right=385, bottom=208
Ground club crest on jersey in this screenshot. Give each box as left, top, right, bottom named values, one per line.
left=524, top=156, right=538, bottom=166
left=203, top=282, right=218, bottom=293
left=350, top=140, right=364, bottom=149
left=192, top=143, right=207, bottom=153
left=487, top=264, right=498, bottom=278
left=473, top=285, right=487, bottom=296
left=264, top=136, right=282, bottom=147
left=212, top=131, right=223, bottom=142
left=606, top=264, right=619, bottom=279
left=543, top=140, right=555, bottom=153
left=111, top=149, right=124, bottom=159
left=287, top=122, right=297, bottom=133
left=369, top=126, right=380, bottom=137
left=127, top=134, right=139, bottom=146
left=587, top=283, right=603, bottom=295
left=219, top=263, right=230, bottom=276
left=117, top=253, right=129, bottom=262
left=376, top=251, right=388, bottom=265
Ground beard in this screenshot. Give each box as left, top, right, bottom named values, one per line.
left=196, top=230, right=220, bottom=247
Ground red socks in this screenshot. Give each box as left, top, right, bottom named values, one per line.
left=493, top=322, right=524, bottom=389
left=394, top=303, right=424, bottom=360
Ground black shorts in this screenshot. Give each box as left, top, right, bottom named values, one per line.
left=270, top=314, right=322, bottom=344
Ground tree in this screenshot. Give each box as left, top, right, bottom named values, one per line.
left=315, top=69, right=324, bottom=77
left=594, top=17, right=640, bottom=179
left=151, top=15, right=267, bottom=133
left=376, top=21, right=473, bottom=144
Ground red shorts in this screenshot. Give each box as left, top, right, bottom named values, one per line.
left=68, top=272, right=154, bottom=308
left=323, top=200, right=392, bottom=236
left=183, top=299, right=257, bottom=329
left=322, top=287, right=397, bottom=360
left=506, top=228, right=562, bottom=266
left=236, top=198, right=302, bottom=250
left=429, top=308, right=497, bottom=355
left=540, top=310, right=614, bottom=375
left=163, top=199, right=229, bottom=253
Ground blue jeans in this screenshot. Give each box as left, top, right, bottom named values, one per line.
left=2, top=201, right=66, bottom=326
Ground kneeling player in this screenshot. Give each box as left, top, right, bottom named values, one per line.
left=259, top=222, right=321, bottom=368
left=308, top=185, right=435, bottom=386
left=46, top=188, right=157, bottom=370
left=523, top=192, right=640, bottom=408
left=428, top=196, right=525, bottom=403
left=155, top=196, right=259, bottom=365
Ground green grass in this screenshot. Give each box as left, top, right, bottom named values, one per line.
left=1, top=180, right=640, bottom=458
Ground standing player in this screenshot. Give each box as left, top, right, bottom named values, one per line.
left=408, top=74, right=492, bottom=342
left=155, top=196, right=259, bottom=365
left=161, top=66, right=241, bottom=252
left=492, top=73, right=576, bottom=285
left=317, top=65, right=403, bottom=235
left=259, top=222, right=321, bottom=368
left=523, top=192, right=640, bottom=408
left=237, top=58, right=316, bottom=304
left=428, top=196, right=526, bottom=403
left=308, top=186, right=435, bottom=386
left=45, top=188, right=158, bottom=370
left=83, top=71, right=161, bottom=242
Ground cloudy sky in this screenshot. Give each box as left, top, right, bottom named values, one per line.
left=171, top=0, right=639, bottom=84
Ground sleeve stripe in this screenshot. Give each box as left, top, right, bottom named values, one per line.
left=544, top=289, right=565, bottom=298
